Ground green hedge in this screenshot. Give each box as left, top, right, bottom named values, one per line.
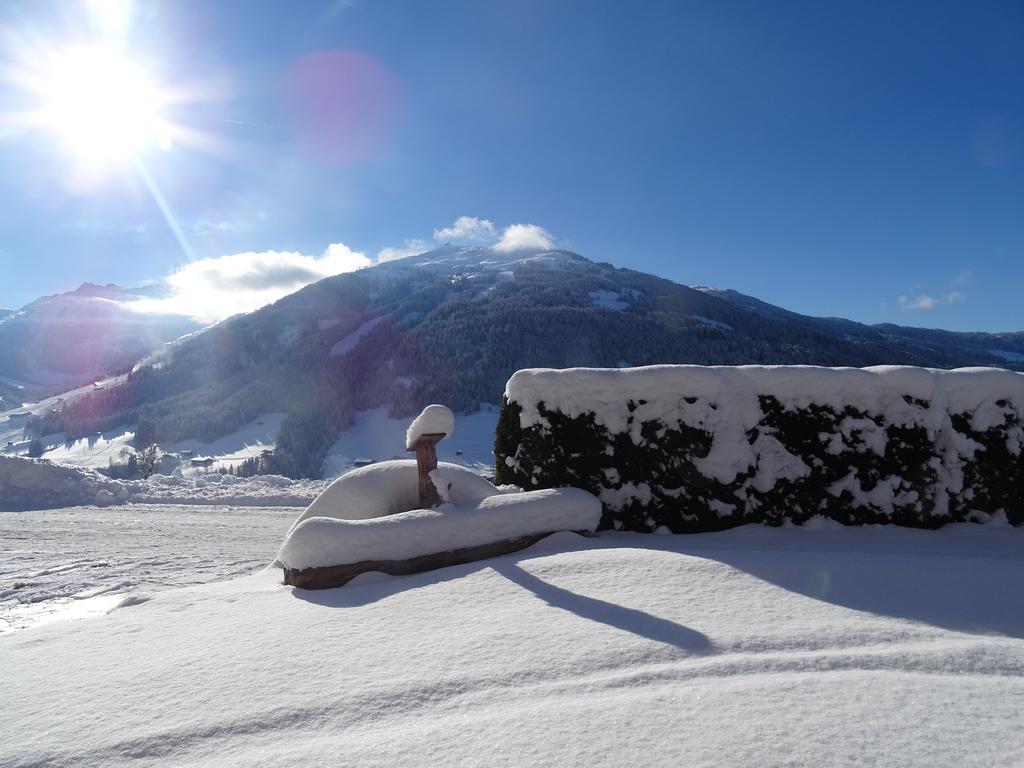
left=495, top=368, right=1024, bottom=532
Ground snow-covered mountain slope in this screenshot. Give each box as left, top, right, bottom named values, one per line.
left=29, top=245, right=1024, bottom=478
left=2, top=522, right=1023, bottom=766
left=0, top=282, right=200, bottom=398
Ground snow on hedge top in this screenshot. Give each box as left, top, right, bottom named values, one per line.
left=406, top=404, right=455, bottom=449
left=506, top=365, right=1024, bottom=438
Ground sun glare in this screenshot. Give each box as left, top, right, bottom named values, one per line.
left=37, top=46, right=170, bottom=163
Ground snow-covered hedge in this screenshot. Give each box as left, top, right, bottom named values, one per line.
left=495, top=366, right=1024, bottom=532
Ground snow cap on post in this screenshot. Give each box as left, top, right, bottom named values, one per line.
left=406, top=404, right=455, bottom=450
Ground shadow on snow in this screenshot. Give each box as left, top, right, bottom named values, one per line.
left=289, top=524, right=1024, bottom=640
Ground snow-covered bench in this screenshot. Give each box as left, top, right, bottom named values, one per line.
left=276, top=459, right=601, bottom=589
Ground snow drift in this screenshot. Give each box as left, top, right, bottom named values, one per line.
left=0, top=455, right=329, bottom=509
left=284, top=460, right=496, bottom=534
left=0, top=455, right=128, bottom=510
left=497, top=365, right=1024, bottom=531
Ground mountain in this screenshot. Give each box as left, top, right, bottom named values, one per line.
left=31, top=245, right=1024, bottom=477
left=699, top=286, right=1024, bottom=366
left=0, top=282, right=201, bottom=400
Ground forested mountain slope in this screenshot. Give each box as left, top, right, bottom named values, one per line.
left=32, top=246, right=1024, bottom=477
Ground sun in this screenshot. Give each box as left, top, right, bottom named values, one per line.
left=35, top=45, right=171, bottom=163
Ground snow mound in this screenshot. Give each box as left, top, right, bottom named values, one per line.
left=123, top=472, right=327, bottom=507
left=0, top=458, right=330, bottom=510
left=277, top=487, right=602, bottom=571
left=286, top=460, right=495, bottom=535
left=0, top=456, right=128, bottom=511
left=429, top=466, right=501, bottom=504
left=406, top=404, right=455, bottom=449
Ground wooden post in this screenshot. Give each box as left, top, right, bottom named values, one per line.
left=409, top=433, right=445, bottom=508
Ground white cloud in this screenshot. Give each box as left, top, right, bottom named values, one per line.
left=122, top=218, right=561, bottom=323
left=897, top=273, right=970, bottom=311
left=898, top=294, right=940, bottom=310
left=128, top=243, right=371, bottom=321
left=951, top=270, right=973, bottom=288
left=322, top=242, right=373, bottom=272
left=377, top=238, right=429, bottom=263
left=433, top=216, right=497, bottom=243
left=193, top=220, right=233, bottom=236
left=493, top=223, right=555, bottom=252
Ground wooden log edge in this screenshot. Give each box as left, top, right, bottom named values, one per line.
left=283, top=530, right=589, bottom=590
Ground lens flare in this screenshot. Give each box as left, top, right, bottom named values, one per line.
left=284, top=50, right=401, bottom=166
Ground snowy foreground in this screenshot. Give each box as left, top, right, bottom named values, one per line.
left=3, top=520, right=1024, bottom=767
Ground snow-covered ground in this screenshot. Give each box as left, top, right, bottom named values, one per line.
left=0, top=504, right=299, bottom=634
left=322, top=405, right=500, bottom=476
left=41, top=426, right=135, bottom=468
left=589, top=289, right=629, bottom=310
left=2, top=516, right=1022, bottom=767
left=122, top=472, right=328, bottom=506
left=692, top=314, right=734, bottom=331
left=329, top=316, right=386, bottom=357
left=167, top=412, right=285, bottom=470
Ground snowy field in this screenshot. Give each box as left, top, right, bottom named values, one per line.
left=0, top=504, right=298, bottom=633
left=3, top=515, right=1023, bottom=767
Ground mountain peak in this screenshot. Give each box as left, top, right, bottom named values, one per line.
left=72, top=282, right=127, bottom=299
left=374, top=244, right=587, bottom=276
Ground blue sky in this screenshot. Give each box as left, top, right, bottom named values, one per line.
left=0, top=0, right=1021, bottom=330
